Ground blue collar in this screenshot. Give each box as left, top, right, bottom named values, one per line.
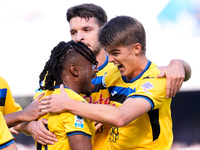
left=54, top=86, right=69, bottom=89
left=98, top=55, right=109, bottom=71
left=122, top=60, right=152, bottom=83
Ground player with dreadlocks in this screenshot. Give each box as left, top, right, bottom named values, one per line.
left=39, top=40, right=98, bottom=91
left=35, top=40, right=98, bottom=150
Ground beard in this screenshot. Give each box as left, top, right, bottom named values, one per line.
left=92, top=43, right=102, bottom=57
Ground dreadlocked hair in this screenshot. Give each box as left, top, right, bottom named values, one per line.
left=39, top=40, right=98, bottom=91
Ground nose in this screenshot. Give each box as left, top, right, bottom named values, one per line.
left=75, top=31, right=84, bottom=42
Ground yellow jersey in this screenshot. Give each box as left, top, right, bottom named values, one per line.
left=82, top=55, right=116, bottom=150
left=36, top=86, right=95, bottom=150
left=0, top=77, right=22, bottom=114
left=95, top=60, right=173, bottom=150
left=0, top=111, right=15, bottom=149
left=34, top=55, right=116, bottom=150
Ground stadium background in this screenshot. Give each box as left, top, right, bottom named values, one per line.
left=0, top=0, right=199, bottom=149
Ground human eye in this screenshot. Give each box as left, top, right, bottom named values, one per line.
left=110, top=49, right=121, bottom=56
left=111, top=52, right=119, bottom=56
left=84, top=27, right=92, bottom=32
left=70, top=30, right=77, bottom=35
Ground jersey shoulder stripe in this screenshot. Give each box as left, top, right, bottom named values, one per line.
left=128, top=94, right=154, bottom=110
left=0, top=89, right=7, bottom=106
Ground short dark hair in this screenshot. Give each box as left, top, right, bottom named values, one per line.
left=66, top=3, right=107, bottom=27
left=39, top=40, right=98, bottom=91
left=98, top=16, right=146, bottom=53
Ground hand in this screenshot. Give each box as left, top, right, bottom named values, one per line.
left=40, top=84, right=70, bottom=113
left=22, top=93, right=47, bottom=122
left=95, top=122, right=103, bottom=131
left=157, top=60, right=185, bottom=98
left=9, top=127, right=19, bottom=135
left=25, top=119, right=57, bottom=145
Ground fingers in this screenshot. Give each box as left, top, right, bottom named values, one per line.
left=39, top=109, right=48, bottom=116
left=35, top=130, right=57, bottom=145
left=157, top=71, right=165, bottom=78
left=166, top=77, right=184, bottom=98
left=9, top=127, right=19, bottom=135
left=40, top=98, right=51, bottom=104
left=171, top=78, right=183, bottom=97
left=95, top=123, right=103, bottom=131
left=40, top=109, right=51, bottom=113
left=39, top=100, right=51, bottom=113
left=39, top=105, right=51, bottom=113
left=60, top=84, right=65, bottom=94
left=35, top=93, right=45, bottom=101
left=31, top=119, right=57, bottom=145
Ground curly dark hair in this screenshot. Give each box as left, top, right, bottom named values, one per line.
left=39, top=40, right=98, bottom=91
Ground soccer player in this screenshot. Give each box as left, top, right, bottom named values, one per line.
left=0, top=111, right=18, bottom=150
left=34, top=40, right=98, bottom=150
left=40, top=16, right=191, bottom=149
left=20, top=3, right=191, bottom=149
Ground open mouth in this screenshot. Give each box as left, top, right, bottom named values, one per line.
left=117, top=64, right=123, bottom=71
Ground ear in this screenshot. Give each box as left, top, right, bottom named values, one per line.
left=133, top=43, right=141, bottom=55
left=70, top=64, right=79, bottom=77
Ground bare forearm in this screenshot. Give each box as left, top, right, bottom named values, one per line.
left=68, top=100, right=123, bottom=126
left=4, top=111, right=25, bottom=128
left=181, top=60, right=191, bottom=81
left=15, top=122, right=32, bottom=135
left=170, top=59, right=191, bottom=81
left=67, top=97, right=152, bottom=128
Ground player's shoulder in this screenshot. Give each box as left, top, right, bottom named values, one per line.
left=54, top=87, right=87, bottom=103
left=0, top=76, right=8, bottom=86
left=144, top=61, right=161, bottom=77
left=97, top=62, right=117, bottom=76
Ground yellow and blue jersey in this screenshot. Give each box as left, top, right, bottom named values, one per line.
left=0, top=77, right=22, bottom=115
left=82, top=55, right=117, bottom=150
left=36, top=86, right=95, bottom=150
left=0, top=111, right=15, bottom=149
left=93, top=60, right=173, bottom=150
left=34, top=55, right=116, bottom=150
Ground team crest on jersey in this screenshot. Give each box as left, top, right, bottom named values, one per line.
left=75, top=115, right=84, bottom=128
left=141, top=81, right=154, bottom=94
left=102, top=73, right=107, bottom=88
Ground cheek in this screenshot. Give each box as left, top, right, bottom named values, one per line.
left=70, top=34, right=75, bottom=40
left=82, top=68, right=93, bottom=80
left=88, top=32, right=98, bottom=41
left=123, top=60, right=131, bottom=70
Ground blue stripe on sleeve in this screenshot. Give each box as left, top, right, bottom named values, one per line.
left=67, top=131, right=91, bottom=138
left=0, top=139, right=15, bottom=149
left=128, top=95, right=154, bottom=111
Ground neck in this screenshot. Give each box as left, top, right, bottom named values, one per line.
left=126, top=56, right=148, bottom=81
left=96, top=49, right=107, bottom=68
left=62, top=76, right=80, bottom=94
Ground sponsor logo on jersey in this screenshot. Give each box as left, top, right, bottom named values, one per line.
left=75, top=115, right=84, bottom=128
left=111, top=91, right=117, bottom=96
left=141, top=81, right=154, bottom=94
